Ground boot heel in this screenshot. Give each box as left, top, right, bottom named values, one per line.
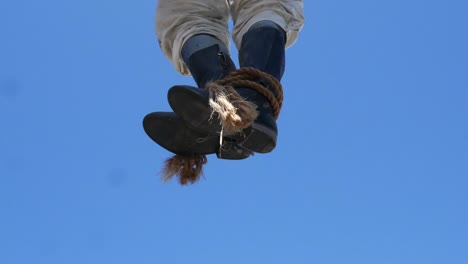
left=238, top=123, right=277, bottom=153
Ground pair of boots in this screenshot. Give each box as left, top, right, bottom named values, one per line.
left=143, top=21, right=286, bottom=159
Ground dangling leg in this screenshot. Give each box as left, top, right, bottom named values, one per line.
left=143, top=0, right=252, bottom=159
left=167, top=0, right=305, bottom=153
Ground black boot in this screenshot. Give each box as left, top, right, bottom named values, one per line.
left=143, top=35, right=253, bottom=159
left=167, top=35, right=234, bottom=133
left=168, top=21, right=286, bottom=153
left=143, top=112, right=251, bottom=159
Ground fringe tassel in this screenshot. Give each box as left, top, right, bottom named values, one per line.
left=207, top=82, right=258, bottom=136
left=162, top=155, right=207, bottom=185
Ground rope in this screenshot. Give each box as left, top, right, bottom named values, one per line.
left=161, top=68, right=283, bottom=185
left=215, top=67, right=283, bottom=120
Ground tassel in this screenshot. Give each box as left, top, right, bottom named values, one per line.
left=162, top=155, right=207, bottom=185
left=207, top=82, right=258, bottom=136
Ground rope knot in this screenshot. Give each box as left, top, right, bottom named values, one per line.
left=207, top=67, right=283, bottom=136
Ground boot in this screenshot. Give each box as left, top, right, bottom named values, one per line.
left=143, top=112, right=251, bottom=159
left=143, top=34, right=253, bottom=159
left=168, top=21, right=286, bottom=153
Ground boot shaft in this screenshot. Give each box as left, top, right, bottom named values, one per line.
left=181, top=34, right=236, bottom=89
left=239, top=20, right=286, bottom=82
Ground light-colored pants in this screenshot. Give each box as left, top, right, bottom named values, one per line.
left=156, top=0, right=304, bottom=75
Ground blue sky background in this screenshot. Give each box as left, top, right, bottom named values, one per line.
left=1, top=0, right=467, bottom=263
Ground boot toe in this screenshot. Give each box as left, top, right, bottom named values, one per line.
left=143, top=112, right=219, bottom=155
left=168, top=85, right=222, bottom=134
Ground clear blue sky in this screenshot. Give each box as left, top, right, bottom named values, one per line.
left=1, top=1, right=467, bottom=263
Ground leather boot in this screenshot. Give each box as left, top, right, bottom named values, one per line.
left=143, top=112, right=251, bottom=159
left=143, top=35, right=253, bottom=159
left=168, top=21, right=286, bottom=153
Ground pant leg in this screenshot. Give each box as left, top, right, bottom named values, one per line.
left=156, top=0, right=231, bottom=75
left=228, top=0, right=304, bottom=49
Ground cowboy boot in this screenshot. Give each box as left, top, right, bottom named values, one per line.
left=143, top=35, right=253, bottom=159
left=168, top=21, right=286, bottom=153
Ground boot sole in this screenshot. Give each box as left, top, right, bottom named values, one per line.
left=239, top=123, right=276, bottom=153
